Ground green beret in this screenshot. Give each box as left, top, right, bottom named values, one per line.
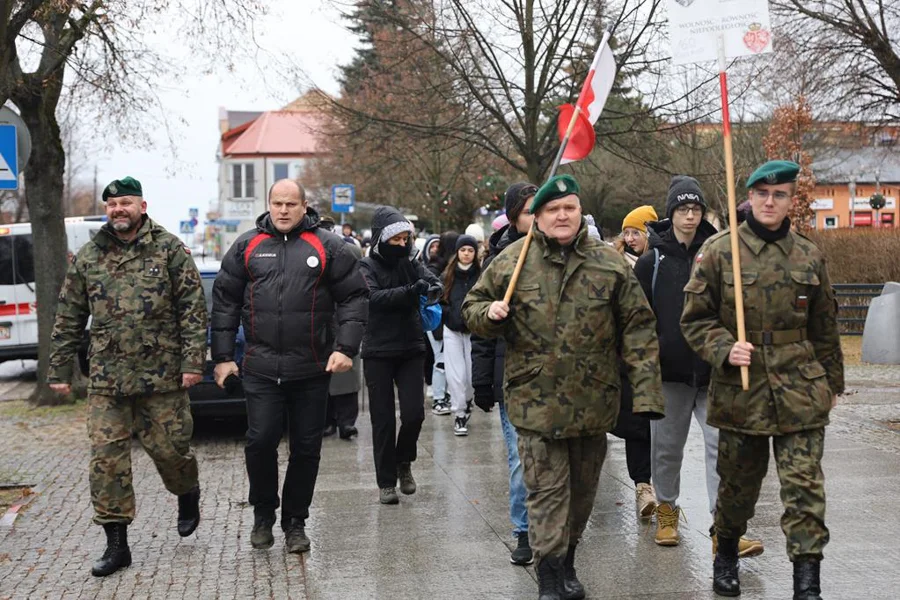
left=102, top=176, right=143, bottom=202
left=530, top=174, right=580, bottom=213
left=745, top=160, right=800, bottom=188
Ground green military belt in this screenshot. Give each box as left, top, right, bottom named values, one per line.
left=747, top=329, right=808, bottom=346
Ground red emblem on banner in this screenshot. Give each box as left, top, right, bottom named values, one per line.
left=743, top=23, right=771, bottom=54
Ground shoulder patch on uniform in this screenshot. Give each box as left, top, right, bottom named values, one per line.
left=695, top=252, right=703, bottom=264
left=183, top=245, right=191, bottom=255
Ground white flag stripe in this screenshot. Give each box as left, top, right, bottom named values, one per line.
left=583, top=42, right=616, bottom=125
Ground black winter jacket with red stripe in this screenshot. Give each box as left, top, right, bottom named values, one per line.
left=211, top=209, right=369, bottom=383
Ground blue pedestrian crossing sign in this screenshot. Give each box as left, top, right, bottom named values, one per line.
left=0, top=125, right=18, bottom=191
left=331, top=184, right=355, bottom=213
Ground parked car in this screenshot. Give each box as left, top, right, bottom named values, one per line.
left=190, top=263, right=246, bottom=417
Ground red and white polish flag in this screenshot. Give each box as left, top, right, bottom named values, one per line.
left=559, top=31, right=617, bottom=164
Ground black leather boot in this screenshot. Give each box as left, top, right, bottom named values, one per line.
left=91, top=523, right=132, bottom=577
left=793, top=557, right=822, bottom=600
left=537, top=555, right=565, bottom=600
left=177, top=485, right=201, bottom=537
left=713, top=536, right=741, bottom=597
left=284, top=517, right=311, bottom=554
left=562, top=545, right=585, bottom=600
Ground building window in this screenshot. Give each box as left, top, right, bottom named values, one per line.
left=273, top=163, right=289, bottom=182
left=231, top=163, right=255, bottom=199
left=824, top=216, right=838, bottom=229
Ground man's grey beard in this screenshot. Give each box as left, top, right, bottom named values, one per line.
left=112, top=218, right=138, bottom=232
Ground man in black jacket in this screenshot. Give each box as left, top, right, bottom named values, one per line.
left=470, top=182, right=537, bottom=566
left=211, top=179, right=368, bottom=554
left=633, top=176, right=762, bottom=557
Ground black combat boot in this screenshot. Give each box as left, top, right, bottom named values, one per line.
left=562, top=545, right=586, bottom=600
left=91, top=523, right=131, bottom=577
left=284, top=517, right=311, bottom=554
left=177, top=485, right=201, bottom=537
left=793, top=557, right=822, bottom=600
left=713, top=536, right=741, bottom=597
left=537, top=555, right=565, bottom=600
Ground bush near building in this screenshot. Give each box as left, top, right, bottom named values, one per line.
left=808, top=228, right=900, bottom=284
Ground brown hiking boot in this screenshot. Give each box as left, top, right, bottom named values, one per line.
left=635, top=483, right=657, bottom=519
left=712, top=533, right=765, bottom=558
left=654, top=502, right=682, bottom=546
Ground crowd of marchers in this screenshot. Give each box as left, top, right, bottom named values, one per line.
left=46, top=158, right=841, bottom=600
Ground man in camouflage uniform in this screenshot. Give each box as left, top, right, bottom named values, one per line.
left=48, top=177, right=208, bottom=577
left=680, top=160, right=844, bottom=599
left=463, top=174, right=664, bottom=600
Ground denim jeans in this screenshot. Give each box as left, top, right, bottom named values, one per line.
left=499, top=400, right=528, bottom=536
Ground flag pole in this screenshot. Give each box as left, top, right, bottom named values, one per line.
left=717, top=35, right=750, bottom=391
left=502, top=106, right=582, bottom=304
left=502, top=29, right=612, bottom=304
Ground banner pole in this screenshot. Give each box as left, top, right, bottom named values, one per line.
left=718, top=34, right=750, bottom=391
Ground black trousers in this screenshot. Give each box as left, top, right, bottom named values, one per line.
left=610, top=375, right=652, bottom=485
left=243, top=372, right=330, bottom=527
left=326, top=392, right=359, bottom=428
left=365, top=356, right=426, bottom=489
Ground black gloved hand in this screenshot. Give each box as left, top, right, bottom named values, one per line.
left=412, top=279, right=431, bottom=295
left=425, top=284, right=442, bottom=306
left=473, top=385, right=495, bottom=412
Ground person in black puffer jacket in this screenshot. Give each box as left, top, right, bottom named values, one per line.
left=633, top=175, right=762, bottom=556
left=359, top=207, right=442, bottom=505
left=441, top=235, right=482, bottom=436
left=469, top=181, right=537, bottom=566
left=211, top=180, right=368, bottom=554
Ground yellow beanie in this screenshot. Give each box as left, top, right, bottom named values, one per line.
left=622, top=205, right=658, bottom=233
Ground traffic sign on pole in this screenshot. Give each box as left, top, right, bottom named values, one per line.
left=180, top=220, right=195, bottom=234
left=189, top=207, right=199, bottom=218
left=0, top=125, right=18, bottom=191
left=331, top=184, right=355, bottom=213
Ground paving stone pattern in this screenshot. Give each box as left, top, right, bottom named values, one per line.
left=1, top=373, right=898, bottom=599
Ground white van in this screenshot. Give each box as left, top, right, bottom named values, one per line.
left=0, top=217, right=106, bottom=360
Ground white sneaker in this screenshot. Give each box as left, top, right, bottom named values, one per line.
left=432, top=399, right=451, bottom=415
left=426, top=385, right=433, bottom=398
left=454, top=416, right=469, bottom=436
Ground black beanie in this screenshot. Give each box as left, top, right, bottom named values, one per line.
left=455, top=234, right=478, bottom=252
left=504, top=182, right=538, bottom=224
left=666, top=176, right=707, bottom=219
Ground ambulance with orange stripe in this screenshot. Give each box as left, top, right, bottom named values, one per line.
left=0, top=217, right=105, bottom=360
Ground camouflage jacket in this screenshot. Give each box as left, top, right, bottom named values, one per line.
left=680, top=222, right=844, bottom=435
left=462, top=223, right=664, bottom=439
left=48, top=217, right=208, bottom=396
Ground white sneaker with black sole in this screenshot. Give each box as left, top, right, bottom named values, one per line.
left=454, top=415, right=469, bottom=436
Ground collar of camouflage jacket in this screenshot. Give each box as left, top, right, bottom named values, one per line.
left=533, top=218, right=589, bottom=262
left=738, top=220, right=794, bottom=256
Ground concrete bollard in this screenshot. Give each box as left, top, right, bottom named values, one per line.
left=861, top=282, right=900, bottom=365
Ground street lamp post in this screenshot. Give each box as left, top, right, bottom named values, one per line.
left=849, top=175, right=857, bottom=228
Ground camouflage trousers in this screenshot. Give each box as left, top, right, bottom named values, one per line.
left=87, top=390, right=199, bottom=525
left=518, top=431, right=607, bottom=564
left=715, top=428, right=828, bottom=560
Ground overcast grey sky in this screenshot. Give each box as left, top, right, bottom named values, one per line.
left=93, top=1, right=357, bottom=240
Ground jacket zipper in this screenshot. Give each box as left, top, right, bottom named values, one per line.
left=277, top=233, right=287, bottom=385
